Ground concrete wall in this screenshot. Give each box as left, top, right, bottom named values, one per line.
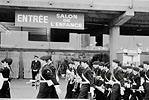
left=1, top=31, right=83, bottom=50
left=103, top=34, right=149, bottom=49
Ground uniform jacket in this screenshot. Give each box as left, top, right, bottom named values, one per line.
left=131, top=74, right=141, bottom=89
left=39, top=64, right=59, bottom=92
left=31, top=60, right=41, bottom=71
left=113, top=67, right=125, bottom=86
left=83, top=67, right=94, bottom=87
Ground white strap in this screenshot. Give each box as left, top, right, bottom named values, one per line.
left=145, top=73, right=149, bottom=81
left=40, top=74, right=46, bottom=81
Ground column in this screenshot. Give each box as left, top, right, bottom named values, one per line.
left=47, top=28, right=51, bottom=50
left=109, top=26, right=120, bottom=71
left=47, top=28, right=51, bottom=42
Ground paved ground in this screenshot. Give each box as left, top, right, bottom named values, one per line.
left=10, top=77, right=67, bottom=99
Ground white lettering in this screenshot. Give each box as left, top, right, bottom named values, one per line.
left=56, top=14, right=61, bottom=18
left=63, top=19, right=70, bottom=22
left=56, top=13, right=78, bottom=19
left=51, top=22, right=54, bottom=26
left=39, top=15, right=43, bottom=23
left=28, top=15, right=32, bottom=22
left=17, top=14, right=49, bottom=24
left=51, top=22, right=82, bottom=28
left=22, top=15, right=28, bottom=22
left=18, top=14, right=22, bottom=22
left=44, top=16, right=48, bottom=23
left=33, top=15, right=38, bottom=23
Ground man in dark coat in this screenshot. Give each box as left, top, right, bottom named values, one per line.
left=30, top=55, right=41, bottom=80
left=37, top=55, right=61, bottom=98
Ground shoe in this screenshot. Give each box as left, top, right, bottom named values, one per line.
left=32, top=84, right=35, bottom=86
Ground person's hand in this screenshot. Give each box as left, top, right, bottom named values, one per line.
left=139, top=86, right=144, bottom=92
left=121, top=87, right=125, bottom=95
left=47, top=80, right=54, bottom=86
left=90, top=87, right=95, bottom=98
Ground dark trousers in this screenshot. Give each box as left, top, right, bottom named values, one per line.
left=104, top=89, right=111, bottom=100
left=130, top=91, right=143, bottom=100
left=0, top=81, right=11, bottom=98
left=32, top=70, right=38, bottom=80
left=78, top=84, right=90, bottom=99
left=124, top=88, right=132, bottom=100
left=65, top=81, right=74, bottom=98
left=37, top=85, right=59, bottom=98
left=110, top=84, right=121, bottom=100
left=94, top=88, right=108, bottom=100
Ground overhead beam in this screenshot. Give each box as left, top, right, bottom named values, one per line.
left=0, top=0, right=131, bottom=12
left=109, top=9, right=134, bottom=27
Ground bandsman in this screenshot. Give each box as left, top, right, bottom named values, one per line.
left=130, top=67, right=142, bottom=100
left=123, top=66, right=133, bottom=100
left=37, top=55, right=61, bottom=98
left=110, top=59, right=124, bottom=100
left=92, top=61, right=108, bottom=100
left=78, top=58, right=94, bottom=99
left=143, top=61, right=149, bottom=100
left=65, top=61, right=76, bottom=98
left=72, top=57, right=82, bottom=98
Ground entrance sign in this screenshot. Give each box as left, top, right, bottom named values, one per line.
left=15, top=10, right=49, bottom=27
left=15, top=10, right=84, bottom=30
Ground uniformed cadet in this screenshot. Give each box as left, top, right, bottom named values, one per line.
left=104, top=65, right=112, bottom=100
left=120, top=66, right=128, bottom=100
left=130, top=67, right=142, bottom=100
left=92, top=61, right=101, bottom=76
left=92, top=61, right=108, bottom=100
left=71, top=57, right=82, bottom=98
left=0, top=58, right=13, bottom=98
left=110, top=59, right=124, bottom=100
left=138, top=64, right=145, bottom=99
left=143, top=61, right=149, bottom=100
left=123, top=66, right=133, bottom=100
left=37, top=55, right=61, bottom=98
left=78, top=58, right=94, bottom=99
left=65, top=61, right=76, bottom=98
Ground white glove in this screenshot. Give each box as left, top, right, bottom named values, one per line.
left=121, top=87, right=125, bottom=95
left=139, top=86, right=144, bottom=92
left=96, top=85, right=105, bottom=93
left=125, top=83, right=130, bottom=88
left=141, top=77, right=145, bottom=85
left=56, top=74, right=59, bottom=82
left=47, top=80, right=53, bottom=86
left=90, top=87, right=95, bottom=98
left=55, top=85, right=61, bottom=94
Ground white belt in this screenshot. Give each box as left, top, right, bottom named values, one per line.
left=146, top=80, right=149, bottom=83
left=2, top=78, right=8, bottom=81
left=33, top=70, right=38, bottom=71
